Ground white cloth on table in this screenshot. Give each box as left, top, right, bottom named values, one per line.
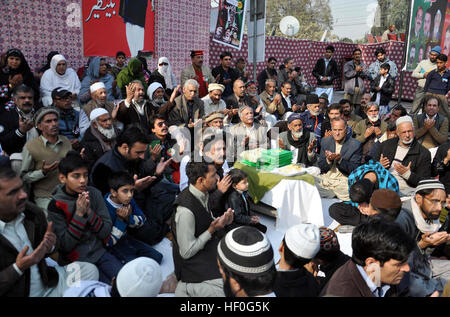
left=260, top=179, right=324, bottom=233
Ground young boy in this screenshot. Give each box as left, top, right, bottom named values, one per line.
left=370, top=63, right=395, bottom=116
left=273, top=223, right=321, bottom=297
left=104, top=171, right=163, bottom=264
left=225, top=169, right=267, bottom=233
left=47, top=151, right=123, bottom=284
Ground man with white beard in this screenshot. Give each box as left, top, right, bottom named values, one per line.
left=374, top=116, right=432, bottom=196
left=80, top=108, right=118, bottom=169
left=79, top=82, right=116, bottom=136
left=354, top=103, right=387, bottom=163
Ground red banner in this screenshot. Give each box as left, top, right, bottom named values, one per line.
left=82, top=0, right=155, bottom=57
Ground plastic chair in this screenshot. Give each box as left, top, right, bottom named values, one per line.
left=366, top=34, right=375, bottom=43
left=399, top=33, right=406, bottom=42
left=375, top=36, right=382, bottom=43
left=387, top=33, right=398, bottom=41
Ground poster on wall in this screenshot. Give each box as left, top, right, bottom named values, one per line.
left=212, top=0, right=247, bottom=50
left=406, top=0, right=449, bottom=70
left=82, top=0, right=155, bottom=57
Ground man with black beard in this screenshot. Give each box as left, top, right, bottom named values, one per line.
left=0, top=84, right=38, bottom=156
left=172, top=161, right=234, bottom=297
left=80, top=108, right=118, bottom=169
left=396, top=179, right=450, bottom=297
left=340, top=98, right=361, bottom=133
left=90, top=127, right=173, bottom=245
left=217, top=226, right=276, bottom=297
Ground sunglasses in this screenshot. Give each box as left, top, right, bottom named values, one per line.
left=159, top=62, right=169, bottom=66
left=157, top=121, right=168, bottom=127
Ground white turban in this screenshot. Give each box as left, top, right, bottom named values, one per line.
left=89, top=108, right=109, bottom=122
left=90, top=82, right=106, bottom=94
left=147, top=82, right=163, bottom=101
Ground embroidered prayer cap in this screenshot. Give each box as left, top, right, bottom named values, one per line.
left=190, top=50, right=204, bottom=57
left=370, top=189, right=402, bottom=210
left=89, top=107, right=109, bottom=122
left=414, top=179, right=445, bottom=195
left=395, top=115, right=413, bottom=128
left=90, top=82, right=106, bottom=94
left=319, top=227, right=340, bottom=252
left=116, top=257, right=163, bottom=297
left=285, top=223, right=321, bottom=259
left=208, top=83, right=225, bottom=93
left=217, top=226, right=274, bottom=277
left=245, top=80, right=257, bottom=88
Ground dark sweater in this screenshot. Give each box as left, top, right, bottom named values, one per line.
left=329, top=202, right=369, bottom=226
left=47, top=185, right=112, bottom=266
left=274, top=268, right=321, bottom=297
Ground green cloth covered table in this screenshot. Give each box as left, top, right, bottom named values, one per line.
left=233, top=162, right=315, bottom=203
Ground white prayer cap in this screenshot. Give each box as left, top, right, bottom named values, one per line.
left=116, top=257, right=163, bottom=297
left=90, top=82, right=106, bottom=94
left=284, top=223, right=320, bottom=260
left=147, top=82, right=163, bottom=101
left=89, top=108, right=109, bottom=122
left=395, top=115, right=413, bottom=128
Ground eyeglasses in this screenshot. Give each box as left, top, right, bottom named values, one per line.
left=157, top=121, right=168, bottom=127
left=159, top=63, right=168, bottom=66
left=424, top=197, right=446, bottom=207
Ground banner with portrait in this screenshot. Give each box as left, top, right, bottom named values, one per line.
left=82, top=0, right=155, bottom=57
left=406, top=0, right=450, bottom=70
left=212, top=0, right=247, bottom=50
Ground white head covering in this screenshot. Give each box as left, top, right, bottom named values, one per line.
left=396, top=115, right=413, bottom=128
left=158, top=57, right=176, bottom=90
left=147, top=82, right=163, bottom=101
left=40, top=54, right=81, bottom=107
left=284, top=224, right=320, bottom=259
left=89, top=108, right=109, bottom=122
left=90, top=82, right=106, bottom=94
left=116, top=257, right=163, bottom=297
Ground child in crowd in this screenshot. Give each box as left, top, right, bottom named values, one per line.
left=370, top=63, right=395, bottom=116
left=104, top=171, right=163, bottom=264
left=225, top=169, right=267, bottom=233
left=48, top=151, right=122, bottom=284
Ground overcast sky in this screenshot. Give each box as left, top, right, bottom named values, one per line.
left=330, top=0, right=378, bottom=40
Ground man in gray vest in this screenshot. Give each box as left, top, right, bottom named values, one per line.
left=171, top=161, right=234, bottom=297
left=20, top=107, right=72, bottom=214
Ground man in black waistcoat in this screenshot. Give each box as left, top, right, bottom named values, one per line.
left=171, top=161, right=234, bottom=297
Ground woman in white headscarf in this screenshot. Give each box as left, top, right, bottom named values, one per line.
left=149, top=57, right=177, bottom=96
left=40, top=54, right=81, bottom=107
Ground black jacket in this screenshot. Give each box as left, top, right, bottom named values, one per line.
left=225, top=189, right=252, bottom=225
left=211, top=66, right=240, bottom=98
left=370, top=74, right=395, bottom=106
left=317, top=251, right=351, bottom=290
left=225, top=94, right=253, bottom=124
left=90, top=147, right=159, bottom=195
left=432, top=142, right=450, bottom=195
left=274, top=268, right=321, bottom=297
left=312, top=58, right=339, bottom=86
left=0, top=107, right=27, bottom=155
left=0, top=202, right=59, bottom=297
left=329, top=202, right=369, bottom=227
left=80, top=127, right=116, bottom=170
left=373, top=137, right=431, bottom=188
